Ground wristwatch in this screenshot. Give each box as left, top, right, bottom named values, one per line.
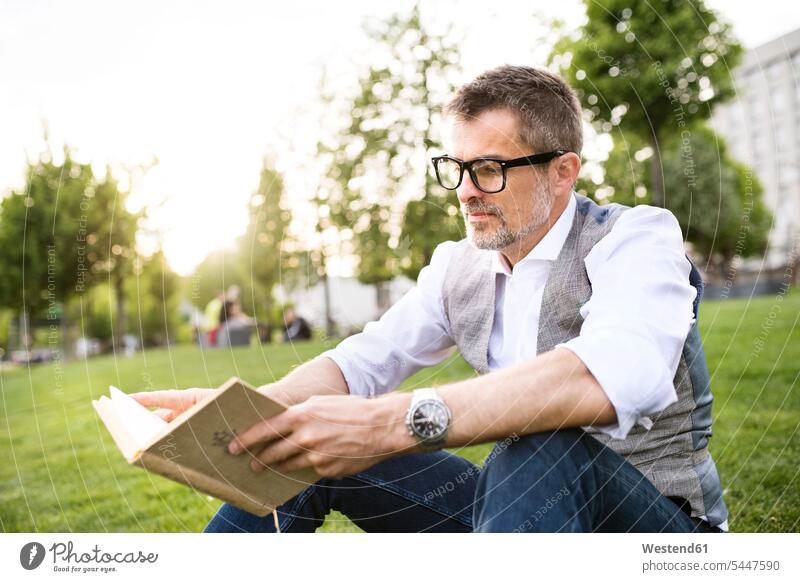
left=404, top=388, right=451, bottom=451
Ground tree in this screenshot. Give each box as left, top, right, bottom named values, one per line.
left=320, top=2, right=463, bottom=310
left=127, top=250, right=181, bottom=347
left=188, top=160, right=290, bottom=333
left=190, top=248, right=245, bottom=311
left=238, top=159, right=291, bottom=323
left=575, top=134, right=648, bottom=207
left=582, top=124, right=771, bottom=275
left=0, top=148, right=94, bottom=348
left=553, top=0, right=743, bottom=207
left=0, top=141, right=145, bottom=353
left=661, top=126, right=771, bottom=274
left=305, top=75, right=347, bottom=338
left=81, top=169, right=142, bottom=348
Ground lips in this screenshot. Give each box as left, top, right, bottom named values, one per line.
left=467, top=212, right=495, bottom=222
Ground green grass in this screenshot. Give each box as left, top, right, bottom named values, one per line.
left=1, top=292, right=798, bottom=532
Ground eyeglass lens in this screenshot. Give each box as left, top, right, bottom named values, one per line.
left=436, top=158, right=504, bottom=192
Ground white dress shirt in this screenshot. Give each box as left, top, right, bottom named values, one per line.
left=322, top=192, right=697, bottom=441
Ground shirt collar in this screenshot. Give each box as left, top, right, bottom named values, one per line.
left=491, top=192, right=577, bottom=275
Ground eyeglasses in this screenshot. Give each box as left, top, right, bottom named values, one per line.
left=431, top=149, right=568, bottom=194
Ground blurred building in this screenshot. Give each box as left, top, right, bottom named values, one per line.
left=713, top=27, right=800, bottom=269
left=277, top=275, right=415, bottom=335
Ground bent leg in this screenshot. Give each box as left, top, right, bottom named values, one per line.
left=473, top=429, right=706, bottom=533
left=204, top=450, right=479, bottom=533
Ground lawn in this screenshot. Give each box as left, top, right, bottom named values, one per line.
left=1, top=292, right=798, bottom=532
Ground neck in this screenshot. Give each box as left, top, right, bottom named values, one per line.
left=500, top=230, right=547, bottom=270
left=499, top=194, right=570, bottom=270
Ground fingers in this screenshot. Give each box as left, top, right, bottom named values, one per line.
left=249, top=436, right=306, bottom=472
left=269, top=453, right=317, bottom=476
left=152, top=408, right=181, bottom=422
left=130, top=388, right=212, bottom=411
left=130, top=390, right=188, bottom=410
left=229, top=412, right=293, bottom=455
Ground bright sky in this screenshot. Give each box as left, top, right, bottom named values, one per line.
left=1, top=0, right=799, bottom=275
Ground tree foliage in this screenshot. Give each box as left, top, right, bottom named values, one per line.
left=319, top=2, right=463, bottom=307
left=579, top=124, right=771, bottom=272
left=553, top=0, right=743, bottom=206
left=0, top=150, right=95, bottom=317
left=0, top=145, right=144, bottom=350
left=238, top=160, right=291, bottom=320
left=188, top=159, right=291, bottom=329
left=127, top=250, right=181, bottom=347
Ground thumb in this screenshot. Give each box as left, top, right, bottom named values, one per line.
left=152, top=408, right=180, bottom=422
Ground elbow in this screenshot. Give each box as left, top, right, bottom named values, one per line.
left=583, top=365, right=618, bottom=426
left=595, top=396, right=618, bottom=426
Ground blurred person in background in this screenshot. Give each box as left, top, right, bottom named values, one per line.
left=282, top=308, right=312, bottom=342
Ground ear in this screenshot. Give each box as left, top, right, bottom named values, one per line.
left=551, top=152, right=581, bottom=193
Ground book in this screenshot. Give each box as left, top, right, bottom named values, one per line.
left=92, top=377, right=318, bottom=517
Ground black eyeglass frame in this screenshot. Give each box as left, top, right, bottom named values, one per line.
left=431, top=149, right=569, bottom=193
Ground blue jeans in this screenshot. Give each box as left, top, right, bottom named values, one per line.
left=203, top=429, right=721, bottom=533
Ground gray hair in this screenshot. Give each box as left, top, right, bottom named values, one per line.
left=444, top=65, right=583, bottom=156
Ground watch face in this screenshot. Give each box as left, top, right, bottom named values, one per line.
left=412, top=400, right=449, bottom=440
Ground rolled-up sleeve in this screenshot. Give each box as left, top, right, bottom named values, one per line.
left=556, top=206, right=697, bottom=439
left=321, top=241, right=459, bottom=398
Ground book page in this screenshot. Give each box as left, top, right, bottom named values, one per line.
left=108, top=385, right=168, bottom=450
left=92, top=395, right=141, bottom=461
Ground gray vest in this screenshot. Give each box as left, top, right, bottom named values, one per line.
left=441, top=194, right=728, bottom=527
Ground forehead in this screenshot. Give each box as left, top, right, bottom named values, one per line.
left=444, top=108, right=527, bottom=159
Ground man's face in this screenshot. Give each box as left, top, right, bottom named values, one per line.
left=446, top=108, right=555, bottom=252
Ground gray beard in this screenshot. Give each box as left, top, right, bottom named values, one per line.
left=466, top=184, right=554, bottom=251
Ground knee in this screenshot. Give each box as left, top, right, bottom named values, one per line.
left=484, top=429, right=588, bottom=475
left=204, top=503, right=271, bottom=533
left=472, top=430, right=589, bottom=532
left=486, top=429, right=585, bottom=465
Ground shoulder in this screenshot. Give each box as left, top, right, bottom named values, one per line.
left=415, top=239, right=470, bottom=296
left=427, top=238, right=483, bottom=275
left=430, top=238, right=469, bottom=264
left=575, top=193, right=629, bottom=227
left=586, top=204, right=687, bottom=267
left=610, top=204, right=684, bottom=244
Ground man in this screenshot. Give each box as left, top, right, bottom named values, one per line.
left=133, top=65, right=727, bottom=533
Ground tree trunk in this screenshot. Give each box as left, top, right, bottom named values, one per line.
left=114, top=273, right=126, bottom=349
left=19, top=310, right=30, bottom=350
left=375, top=281, right=391, bottom=315
left=649, top=132, right=666, bottom=208
left=59, top=308, right=69, bottom=360
left=7, top=314, right=16, bottom=353
left=322, top=272, right=336, bottom=338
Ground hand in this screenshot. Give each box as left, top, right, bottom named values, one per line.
left=130, top=387, right=216, bottom=422
left=228, top=393, right=412, bottom=479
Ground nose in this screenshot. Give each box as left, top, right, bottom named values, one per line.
left=456, top=173, right=485, bottom=205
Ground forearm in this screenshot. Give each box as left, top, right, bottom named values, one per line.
left=376, top=347, right=617, bottom=454
left=438, top=347, right=616, bottom=447
left=259, top=356, right=349, bottom=406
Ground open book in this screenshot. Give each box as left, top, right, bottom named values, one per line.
left=92, top=377, right=318, bottom=516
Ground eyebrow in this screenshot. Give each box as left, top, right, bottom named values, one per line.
left=451, top=153, right=509, bottom=160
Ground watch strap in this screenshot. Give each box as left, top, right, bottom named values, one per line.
left=411, top=387, right=439, bottom=405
